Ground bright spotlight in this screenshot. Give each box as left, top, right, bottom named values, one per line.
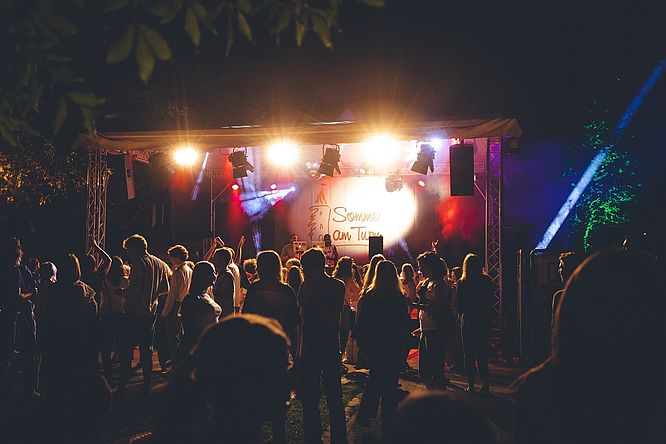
left=269, top=183, right=278, bottom=190
left=319, top=144, right=341, bottom=177
left=364, top=135, right=400, bottom=168
left=229, top=148, right=254, bottom=179
left=429, top=138, right=444, bottom=149
left=173, top=146, right=199, bottom=166
left=231, top=183, right=240, bottom=191
left=359, top=167, right=367, bottom=175
left=417, top=180, right=426, bottom=187
left=268, top=142, right=299, bottom=166
left=411, top=143, right=435, bottom=175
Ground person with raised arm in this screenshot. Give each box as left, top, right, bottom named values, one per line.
left=91, top=240, right=129, bottom=382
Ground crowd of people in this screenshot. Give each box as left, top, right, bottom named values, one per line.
left=1, top=232, right=663, bottom=443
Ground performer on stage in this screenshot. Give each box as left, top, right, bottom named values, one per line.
left=280, top=233, right=299, bottom=263
left=323, top=234, right=339, bottom=275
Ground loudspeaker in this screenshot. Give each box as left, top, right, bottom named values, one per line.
left=124, top=154, right=136, bottom=200
left=368, top=235, right=383, bottom=258
left=449, top=143, right=475, bottom=196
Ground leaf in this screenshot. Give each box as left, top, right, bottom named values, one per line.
left=236, top=0, right=252, bottom=14
left=139, top=25, right=172, bottom=60
left=46, top=54, right=73, bottom=63
left=191, top=2, right=206, bottom=20
left=357, top=0, right=384, bottom=6
left=185, top=6, right=201, bottom=46
left=80, top=106, right=94, bottom=135
left=311, top=14, right=332, bottom=48
left=295, top=21, right=305, bottom=46
left=50, top=66, right=82, bottom=83
left=273, top=6, right=291, bottom=35
left=135, top=35, right=155, bottom=82
left=66, top=92, right=106, bottom=107
left=149, top=2, right=181, bottom=24
left=45, top=16, right=78, bottom=35
left=52, top=96, right=67, bottom=135
left=225, top=14, right=234, bottom=55
left=0, top=117, right=18, bottom=147
left=237, top=12, right=252, bottom=42
left=103, top=0, right=131, bottom=13
left=106, top=24, right=135, bottom=64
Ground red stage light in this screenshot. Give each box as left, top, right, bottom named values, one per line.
left=418, top=180, right=426, bottom=187
left=269, top=183, right=278, bottom=190
left=231, top=183, right=240, bottom=191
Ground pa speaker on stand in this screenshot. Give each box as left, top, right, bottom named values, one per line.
left=368, top=235, right=384, bottom=259
left=450, top=143, right=475, bottom=196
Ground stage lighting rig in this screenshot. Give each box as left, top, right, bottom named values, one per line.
left=318, top=144, right=341, bottom=177
left=229, top=148, right=254, bottom=179
left=385, top=175, right=403, bottom=192
left=410, top=142, right=435, bottom=175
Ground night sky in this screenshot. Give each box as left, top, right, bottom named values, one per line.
left=94, top=0, right=665, bottom=252
left=99, top=1, right=664, bottom=138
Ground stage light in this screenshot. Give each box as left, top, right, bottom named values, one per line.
left=229, top=148, right=254, bottom=179
left=385, top=175, right=403, bottom=192
left=305, top=161, right=323, bottom=181
left=417, top=180, right=426, bottom=187
left=173, top=146, right=198, bottom=166
left=269, top=183, right=278, bottom=190
left=268, top=142, right=299, bottom=167
left=411, top=143, right=435, bottom=175
left=231, top=183, right=240, bottom=191
left=364, top=135, right=400, bottom=168
left=359, top=167, right=367, bottom=175
left=319, top=144, right=341, bottom=177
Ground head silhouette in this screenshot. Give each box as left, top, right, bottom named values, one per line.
left=391, top=391, right=496, bottom=444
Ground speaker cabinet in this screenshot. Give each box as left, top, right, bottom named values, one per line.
left=368, top=235, right=383, bottom=259
left=450, top=143, right=475, bottom=196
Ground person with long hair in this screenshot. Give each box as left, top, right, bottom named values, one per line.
left=353, top=260, right=410, bottom=434
left=333, top=256, right=360, bottom=361
left=286, top=265, right=304, bottom=295
left=415, top=251, right=454, bottom=389
left=457, top=253, right=494, bottom=393
left=158, top=315, right=292, bottom=444
left=513, top=250, right=665, bottom=444
left=360, top=254, right=386, bottom=297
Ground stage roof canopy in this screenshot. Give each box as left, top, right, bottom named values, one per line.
left=77, top=117, right=522, bottom=153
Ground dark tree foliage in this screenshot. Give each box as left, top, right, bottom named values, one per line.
left=0, top=0, right=384, bottom=147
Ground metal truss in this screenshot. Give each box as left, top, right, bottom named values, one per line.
left=485, top=137, right=503, bottom=346
left=86, top=147, right=109, bottom=258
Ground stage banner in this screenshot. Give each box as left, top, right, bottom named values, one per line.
left=289, top=176, right=417, bottom=260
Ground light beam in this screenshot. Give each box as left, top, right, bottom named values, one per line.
left=536, top=57, right=666, bottom=249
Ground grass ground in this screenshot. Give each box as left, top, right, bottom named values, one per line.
left=261, top=380, right=365, bottom=443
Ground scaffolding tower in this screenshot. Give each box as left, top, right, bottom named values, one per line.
left=485, top=136, right=503, bottom=346
left=85, top=147, right=109, bottom=257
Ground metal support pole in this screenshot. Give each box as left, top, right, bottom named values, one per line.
left=86, top=147, right=108, bottom=259
left=485, top=137, right=503, bottom=348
